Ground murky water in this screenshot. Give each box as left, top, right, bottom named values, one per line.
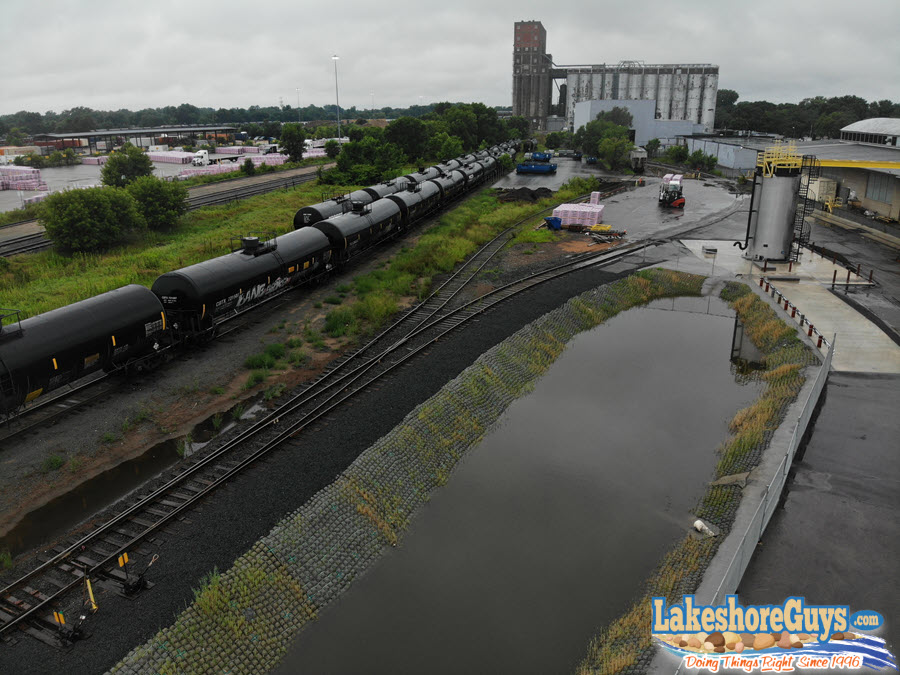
left=0, top=440, right=180, bottom=556
left=275, top=296, right=763, bottom=675
left=0, top=396, right=262, bottom=557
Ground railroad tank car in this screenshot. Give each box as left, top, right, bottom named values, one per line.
left=313, top=199, right=403, bottom=265
left=152, top=228, right=331, bottom=332
left=456, top=161, right=485, bottom=185
left=435, top=159, right=462, bottom=174
left=427, top=170, right=467, bottom=201
left=0, top=285, right=167, bottom=414
left=362, top=179, right=405, bottom=202
left=292, top=189, right=374, bottom=229
left=386, top=182, right=442, bottom=226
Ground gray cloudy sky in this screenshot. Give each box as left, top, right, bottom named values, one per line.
left=3, top=0, right=898, bottom=116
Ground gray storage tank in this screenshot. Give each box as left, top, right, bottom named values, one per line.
left=744, top=172, right=799, bottom=262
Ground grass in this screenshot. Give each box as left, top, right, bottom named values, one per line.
left=176, top=433, right=193, bottom=458
left=289, top=349, right=310, bottom=367
left=209, top=385, right=226, bottom=396
left=211, top=413, right=224, bottom=431
left=511, top=228, right=558, bottom=245
left=0, top=179, right=359, bottom=319
left=263, top=383, right=287, bottom=401
left=100, top=431, right=118, bottom=445
left=231, top=404, right=244, bottom=422
left=243, top=369, right=269, bottom=389
left=243, top=342, right=287, bottom=369
left=0, top=550, right=11, bottom=570
left=41, top=454, right=65, bottom=473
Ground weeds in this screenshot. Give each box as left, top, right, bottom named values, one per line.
left=231, top=404, right=245, bottom=421
left=0, top=550, right=11, bottom=570
left=41, top=454, right=65, bottom=473
left=210, top=385, right=226, bottom=396
left=243, top=369, right=268, bottom=389
left=264, top=383, right=287, bottom=401
left=211, top=413, right=224, bottom=431
left=101, top=431, right=118, bottom=444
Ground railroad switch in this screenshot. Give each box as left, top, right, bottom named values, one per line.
left=52, top=610, right=89, bottom=646
left=120, top=553, right=159, bottom=597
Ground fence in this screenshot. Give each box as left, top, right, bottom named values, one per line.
left=708, top=337, right=834, bottom=606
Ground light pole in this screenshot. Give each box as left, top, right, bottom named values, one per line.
left=295, top=88, right=301, bottom=123
left=332, top=55, right=341, bottom=142
left=370, top=91, right=375, bottom=118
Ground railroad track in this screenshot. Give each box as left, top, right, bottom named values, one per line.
left=0, top=171, right=320, bottom=258
left=0, top=233, right=52, bottom=257
left=0, top=183, right=633, bottom=648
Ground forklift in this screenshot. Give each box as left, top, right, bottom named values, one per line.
left=658, top=174, right=685, bottom=208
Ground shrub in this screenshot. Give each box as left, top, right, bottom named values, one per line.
left=101, top=142, right=153, bottom=187
left=126, top=176, right=188, bottom=231
left=42, top=187, right=144, bottom=252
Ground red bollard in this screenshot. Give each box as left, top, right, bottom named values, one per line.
left=789, top=261, right=793, bottom=273
left=759, top=277, right=764, bottom=287
left=765, top=282, right=770, bottom=292
left=817, top=335, right=823, bottom=348
left=791, top=307, right=796, bottom=318
left=808, top=325, right=814, bottom=337
left=784, top=299, right=789, bottom=310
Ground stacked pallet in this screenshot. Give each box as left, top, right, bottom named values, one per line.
left=551, top=202, right=605, bottom=226
left=0, top=166, right=48, bottom=191
left=248, top=154, right=288, bottom=166
left=217, top=146, right=245, bottom=155
left=22, top=192, right=50, bottom=205
left=304, top=148, right=327, bottom=158
left=147, top=151, right=195, bottom=164
left=81, top=156, right=109, bottom=165
left=242, top=146, right=260, bottom=154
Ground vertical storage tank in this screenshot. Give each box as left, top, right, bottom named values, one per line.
left=744, top=172, right=800, bottom=262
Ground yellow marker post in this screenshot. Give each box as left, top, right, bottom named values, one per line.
left=53, top=611, right=65, bottom=626
left=85, top=578, right=98, bottom=612
left=118, top=552, right=129, bottom=567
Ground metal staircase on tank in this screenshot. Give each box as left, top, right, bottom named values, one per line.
left=791, top=155, right=820, bottom=261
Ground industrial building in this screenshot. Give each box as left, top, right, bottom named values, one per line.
left=512, top=20, right=718, bottom=132
left=572, top=99, right=706, bottom=147
left=683, top=120, right=900, bottom=221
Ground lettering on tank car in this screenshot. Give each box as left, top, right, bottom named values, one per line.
left=235, top=276, right=290, bottom=309
left=144, top=318, right=164, bottom=335
left=159, top=295, right=178, bottom=305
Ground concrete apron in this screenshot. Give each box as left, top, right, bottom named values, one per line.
left=648, top=267, right=826, bottom=674
left=680, top=240, right=900, bottom=374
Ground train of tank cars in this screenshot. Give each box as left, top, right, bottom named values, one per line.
left=0, top=142, right=518, bottom=418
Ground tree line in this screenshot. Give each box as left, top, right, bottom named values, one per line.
left=714, top=91, right=899, bottom=138
left=0, top=102, right=513, bottom=138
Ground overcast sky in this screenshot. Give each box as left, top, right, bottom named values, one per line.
left=3, top=0, right=898, bottom=117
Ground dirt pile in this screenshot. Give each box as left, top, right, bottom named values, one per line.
left=496, top=187, right=553, bottom=203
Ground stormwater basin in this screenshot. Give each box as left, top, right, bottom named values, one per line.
left=275, top=296, right=762, bottom=675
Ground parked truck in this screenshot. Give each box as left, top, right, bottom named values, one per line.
left=191, top=150, right=242, bottom=167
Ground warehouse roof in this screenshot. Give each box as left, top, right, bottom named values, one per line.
left=840, top=118, right=900, bottom=135
left=32, top=125, right=236, bottom=140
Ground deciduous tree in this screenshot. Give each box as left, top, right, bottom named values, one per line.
left=100, top=143, right=152, bottom=187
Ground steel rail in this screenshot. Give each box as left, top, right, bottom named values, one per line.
left=0, top=179, right=632, bottom=641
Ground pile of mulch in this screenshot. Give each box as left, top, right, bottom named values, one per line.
left=496, top=187, right=554, bottom=203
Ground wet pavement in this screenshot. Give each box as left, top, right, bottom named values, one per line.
left=274, top=297, right=761, bottom=675
left=737, top=372, right=900, bottom=670
left=0, top=161, right=188, bottom=214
